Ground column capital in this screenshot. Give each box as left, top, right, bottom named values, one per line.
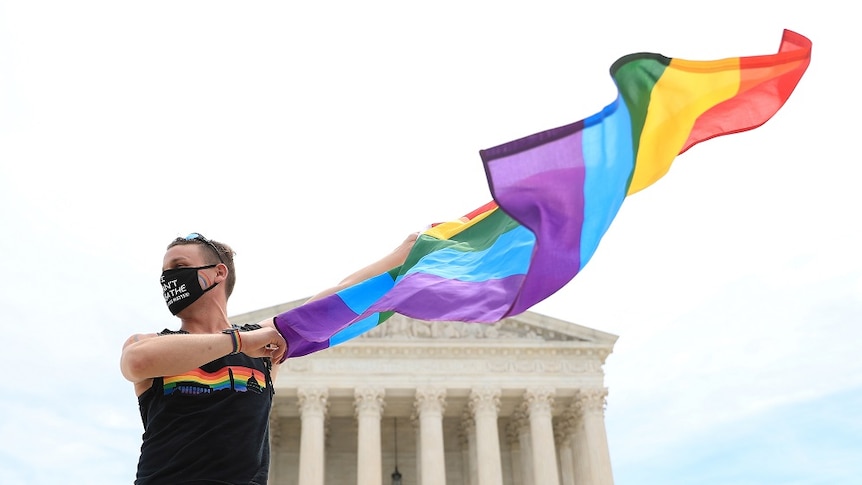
left=566, top=400, right=583, bottom=422
left=459, top=409, right=475, bottom=449
left=468, top=387, right=501, bottom=417
left=414, top=386, right=447, bottom=416
left=523, top=387, right=555, bottom=417
left=505, top=418, right=521, bottom=446
left=461, top=410, right=476, bottom=432
left=558, top=406, right=581, bottom=435
left=354, top=387, right=385, bottom=418
left=511, top=408, right=530, bottom=430
left=458, top=410, right=474, bottom=450
left=297, top=387, right=329, bottom=418
left=576, top=388, right=608, bottom=415
left=553, top=417, right=571, bottom=447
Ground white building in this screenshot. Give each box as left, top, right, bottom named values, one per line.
left=232, top=299, right=618, bottom=485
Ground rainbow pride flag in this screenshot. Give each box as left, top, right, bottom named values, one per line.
left=275, top=29, right=812, bottom=358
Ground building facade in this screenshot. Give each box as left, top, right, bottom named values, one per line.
left=231, top=300, right=617, bottom=485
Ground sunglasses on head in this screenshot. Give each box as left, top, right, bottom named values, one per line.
left=184, top=233, right=225, bottom=264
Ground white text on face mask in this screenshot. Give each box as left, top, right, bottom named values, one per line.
left=163, top=278, right=188, bottom=302
left=166, top=291, right=190, bottom=306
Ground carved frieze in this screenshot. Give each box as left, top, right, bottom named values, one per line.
left=283, top=353, right=606, bottom=378
left=360, top=314, right=586, bottom=342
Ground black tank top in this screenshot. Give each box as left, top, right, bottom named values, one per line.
left=135, top=325, right=274, bottom=484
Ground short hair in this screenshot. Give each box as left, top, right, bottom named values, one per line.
left=167, top=235, right=237, bottom=298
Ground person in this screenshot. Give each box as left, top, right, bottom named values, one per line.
left=120, top=232, right=418, bottom=484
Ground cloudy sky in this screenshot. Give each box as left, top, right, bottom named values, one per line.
left=1, top=1, right=859, bottom=484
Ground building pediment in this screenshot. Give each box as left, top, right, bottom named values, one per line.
left=358, top=312, right=617, bottom=346
left=238, top=298, right=619, bottom=423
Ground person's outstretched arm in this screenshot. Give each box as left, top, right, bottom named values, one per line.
left=306, top=232, right=418, bottom=304
left=266, top=232, right=419, bottom=360
left=120, top=326, right=286, bottom=395
left=121, top=327, right=286, bottom=382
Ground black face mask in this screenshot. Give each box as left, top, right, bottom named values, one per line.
left=161, top=264, right=219, bottom=315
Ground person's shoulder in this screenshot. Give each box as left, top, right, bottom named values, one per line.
left=121, top=331, right=161, bottom=350
left=158, top=328, right=188, bottom=336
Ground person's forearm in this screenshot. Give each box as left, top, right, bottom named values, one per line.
left=121, top=333, right=235, bottom=382
left=272, top=233, right=419, bottom=362
left=305, top=261, right=397, bottom=304
left=306, top=232, right=418, bottom=304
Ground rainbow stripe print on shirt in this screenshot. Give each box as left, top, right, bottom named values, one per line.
left=163, top=366, right=266, bottom=396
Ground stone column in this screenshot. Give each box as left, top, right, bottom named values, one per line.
left=524, top=387, right=559, bottom=485
left=513, top=409, right=534, bottom=485
left=505, top=419, right=524, bottom=485
left=568, top=399, right=591, bottom=485
left=415, top=387, right=447, bottom=485
left=554, top=417, right=575, bottom=485
left=355, top=387, right=385, bottom=485
left=459, top=413, right=476, bottom=485
left=297, top=387, right=328, bottom=485
left=469, top=387, right=503, bottom=485
left=579, top=388, right=614, bottom=485
left=412, top=413, right=422, bottom=485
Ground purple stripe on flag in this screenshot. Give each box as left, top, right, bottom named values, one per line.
left=275, top=295, right=358, bottom=342
left=482, top=124, right=586, bottom=316
left=277, top=320, right=331, bottom=358
left=368, top=271, right=526, bottom=322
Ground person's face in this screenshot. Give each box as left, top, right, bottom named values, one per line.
left=162, top=244, right=222, bottom=314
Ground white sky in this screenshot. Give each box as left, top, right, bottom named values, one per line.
left=1, top=1, right=860, bottom=484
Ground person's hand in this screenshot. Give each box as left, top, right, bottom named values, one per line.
left=392, top=232, right=419, bottom=264
left=241, top=326, right=287, bottom=362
